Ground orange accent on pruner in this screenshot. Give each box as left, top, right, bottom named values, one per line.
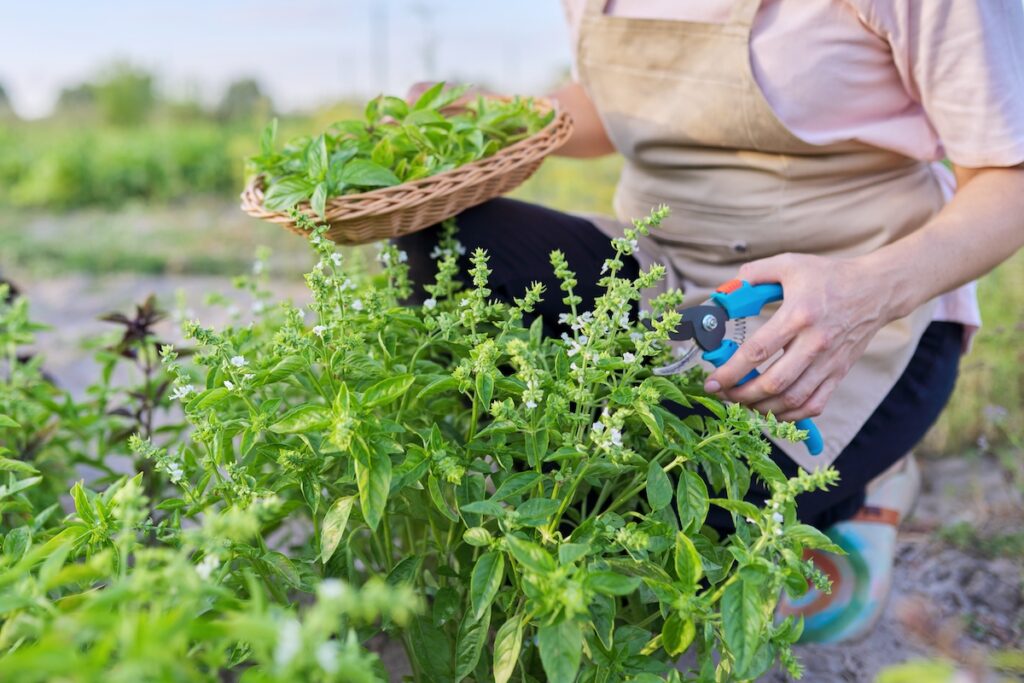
left=716, top=279, right=743, bottom=294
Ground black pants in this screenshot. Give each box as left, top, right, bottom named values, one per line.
left=397, top=198, right=963, bottom=531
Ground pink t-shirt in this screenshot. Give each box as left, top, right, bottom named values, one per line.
left=562, top=0, right=1024, bottom=341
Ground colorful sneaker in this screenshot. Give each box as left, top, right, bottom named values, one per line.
left=776, top=454, right=919, bottom=644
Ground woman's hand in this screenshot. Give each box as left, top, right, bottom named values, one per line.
left=704, top=253, right=894, bottom=421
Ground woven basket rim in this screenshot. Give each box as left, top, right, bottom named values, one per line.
left=241, top=96, right=567, bottom=223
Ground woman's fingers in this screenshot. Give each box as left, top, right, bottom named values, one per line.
left=727, top=331, right=826, bottom=408
left=776, top=375, right=840, bottom=422
left=703, top=312, right=796, bottom=393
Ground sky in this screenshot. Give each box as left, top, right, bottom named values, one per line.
left=0, top=0, right=573, bottom=119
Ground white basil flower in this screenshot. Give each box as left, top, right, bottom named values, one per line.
left=525, top=400, right=537, bottom=410
left=230, top=355, right=247, bottom=367
left=318, top=579, right=345, bottom=600
left=592, top=421, right=605, bottom=434
left=274, top=618, right=303, bottom=667
left=223, top=380, right=235, bottom=391
left=610, top=428, right=623, bottom=447
left=772, top=512, right=784, bottom=524
left=170, top=384, right=195, bottom=401
left=398, top=250, right=408, bottom=263
left=166, top=461, right=185, bottom=483
left=622, top=352, right=636, bottom=363
left=316, top=641, right=340, bottom=673
left=351, top=298, right=364, bottom=311
left=330, top=253, right=342, bottom=267
left=195, top=554, right=220, bottom=580
left=313, top=325, right=327, bottom=337
left=423, top=298, right=437, bottom=310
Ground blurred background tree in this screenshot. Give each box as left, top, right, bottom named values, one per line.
left=216, top=78, right=274, bottom=124
left=94, top=62, right=155, bottom=126
left=0, top=83, right=17, bottom=122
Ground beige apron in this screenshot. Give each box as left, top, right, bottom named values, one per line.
left=575, top=0, right=946, bottom=471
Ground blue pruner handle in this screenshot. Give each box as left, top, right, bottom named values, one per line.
left=703, top=340, right=824, bottom=456
left=710, top=280, right=783, bottom=319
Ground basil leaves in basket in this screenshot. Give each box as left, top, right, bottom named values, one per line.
left=248, top=83, right=555, bottom=218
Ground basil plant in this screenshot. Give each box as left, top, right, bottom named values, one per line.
left=0, top=207, right=839, bottom=682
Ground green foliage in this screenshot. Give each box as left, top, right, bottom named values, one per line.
left=0, top=209, right=839, bottom=681
left=249, top=84, right=555, bottom=217
left=93, top=62, right=156, bottom=127
left=218, top=78, right=274, bottom=123
left=0, top=124, right=239, bottom=210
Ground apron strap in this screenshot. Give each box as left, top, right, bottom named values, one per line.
left=728, top=0, right=762, bottom=28
left=582, top=0, right=608, bottom=17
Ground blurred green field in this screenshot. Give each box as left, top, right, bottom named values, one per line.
left=0, top=113, right=1019, bottom=455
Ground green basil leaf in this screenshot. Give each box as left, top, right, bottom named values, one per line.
left=676, top=469, right=710, bottom=534
left=310, top=181, right=328, bottom=218
left=586, top=571, right=640, bottom=596
left=339, top=159, right=400, bottom=189
left=259, top=117, right=278, bottom=156
left=662, top=613, right=696, bottom=657
left=786, top=523, right=844, bottom=554
left=505, top=535, right=556, bottom=574
left=514, top=498, right=560, bottom=527
left=674, top=532, right=703, bottom=593
left=722, top=575, right=765, bottom=677
left=408, top=616, right=453, bottom=681
left=362, top=373, right=415, bottom=408
left=0, top=457, right=37, bottom=475
left=355, top=446, right=391, bottom=532
left=269, top=405, right=331, bottom=434
left=469, top=551, right=504, bottom=619
left=646, top=460, right=673, bottom=511
left=493, top=611, right=524, bottom=683
left=320, top=495, right=355, bottom=564
left=454, top=605, right=490, bottom=681
left=306, top=134, right=328, bottom=181
left=491, top=472, right=540, bottom=502
left=386, top=555, right=422, bottom=587
left=263, top=175, right=314, bottom=211
left=537, top=619, right=582, bottom=683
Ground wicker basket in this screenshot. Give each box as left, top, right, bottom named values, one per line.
left=240, top=99, right=574, bottom=245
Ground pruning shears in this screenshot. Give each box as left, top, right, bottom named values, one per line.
left=654, top=279, right=824, bottom=456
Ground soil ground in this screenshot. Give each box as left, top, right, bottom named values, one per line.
left=21, top=274, right=1024, bottom=683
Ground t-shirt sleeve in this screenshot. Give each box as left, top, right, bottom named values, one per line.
left=867, top=0, right=1024, bottom=168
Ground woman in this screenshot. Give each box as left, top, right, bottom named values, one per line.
left=399, top=0, right=1024, bottom=642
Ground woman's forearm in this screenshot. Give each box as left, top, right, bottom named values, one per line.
left=547, top=82, right=616, bottom=158
left=859, top=164, right=1024, bottom=322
